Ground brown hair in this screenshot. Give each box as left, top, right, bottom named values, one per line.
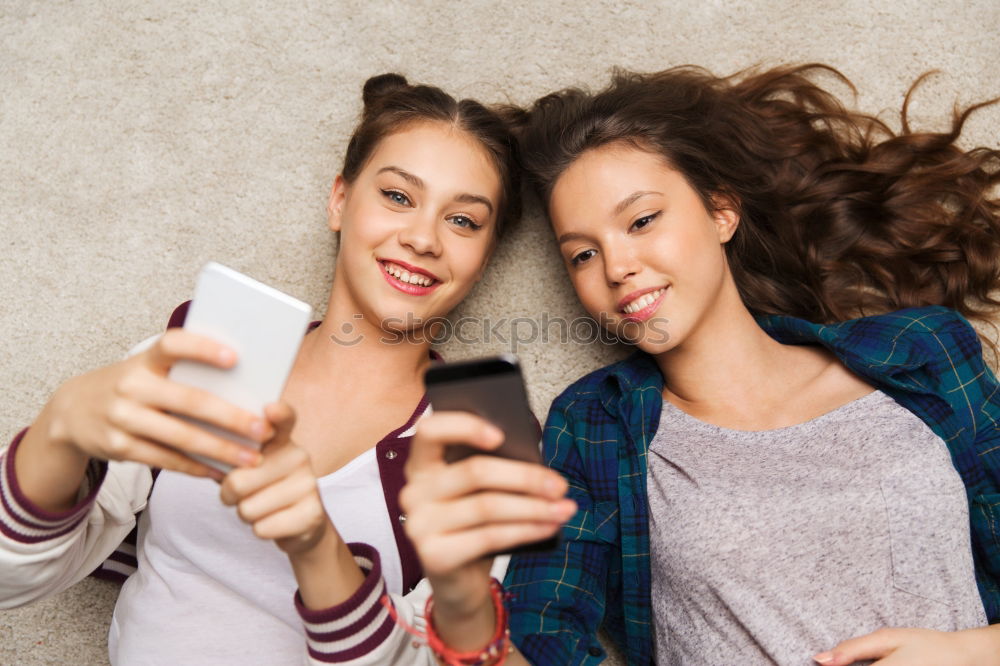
left=342, top=73, right=521, bottom=236
left=515, top=64, right=1000, bottom=326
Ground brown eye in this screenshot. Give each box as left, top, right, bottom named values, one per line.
left=630, top=212, right=660, bottom=231
left=570, top=249, right=596, bottom=266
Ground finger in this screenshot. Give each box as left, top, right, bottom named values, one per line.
left=403, top=455, right=568, bottom=510
left=415, top=523, right=562, bottom=578
left=220, top=444, right=310, bottom=505
left=144, top=328, right=238, bottom=373
left=104, top=429, right=224, bottom=481
left=251, top=496, right=326, bottom=541
left=814, top=628, right=903, bottom=665
left=262, top=402, right=297, bottom=451
left=233, top=470, right=317, bottom=523
left=107, top=399, right=260, bottom=470
left=122, top=372, right=272, bottom=443
left=405, top=492, right=576, bottom=539
left=407, top=412, right=504, bottom=474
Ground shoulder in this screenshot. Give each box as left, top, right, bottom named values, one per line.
left=764, top=306, right=984, bottom=371
left=548, top=352, right=659, bottom=416
left=846, top=306, right=984, bottom=368
left=845, top=306, right=978, bottom=341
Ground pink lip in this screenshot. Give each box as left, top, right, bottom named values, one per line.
left=378, top=258, right=440, bottom=282
left=378, top=259, right=441, bottom=296
left=620, top=287, right=668, bottom=323
left=616, top=285, right=666, bottom=313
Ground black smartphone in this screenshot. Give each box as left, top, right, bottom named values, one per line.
left=423, top=354, right=560, bottom=553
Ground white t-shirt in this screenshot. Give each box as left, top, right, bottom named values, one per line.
left=110, top=445, right=402, bottom=665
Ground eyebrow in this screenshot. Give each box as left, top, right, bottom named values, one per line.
left=556, top=231, right=588, bottom=245
left=377, top=166, right=495, bottom=215
left=614, top=190, right=662, bottom=216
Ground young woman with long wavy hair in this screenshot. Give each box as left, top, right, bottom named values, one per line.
left=401, top=65, right=1000, bottom=665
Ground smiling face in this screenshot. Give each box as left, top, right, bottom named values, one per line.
left=328, top=121, right=501, bottom=333
left=548, top=143, right=741, bottom=354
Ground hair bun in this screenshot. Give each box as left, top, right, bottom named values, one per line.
left=362, top=73, right=409, bottom=109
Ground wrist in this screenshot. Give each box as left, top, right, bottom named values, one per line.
left=43, top=382, right=85, bottom=457
left=425, top=578, right=510, bottom=664
left=289, top=523, right=366, bottom=611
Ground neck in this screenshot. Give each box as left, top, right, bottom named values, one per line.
left=295, top=283, right=433, bottom=395
left=654, top=276, right=788, bottom=412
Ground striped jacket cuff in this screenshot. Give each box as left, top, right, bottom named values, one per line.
left=0, top=428, right=108, bottom=544
left=295, top=542, right=397, bottom=663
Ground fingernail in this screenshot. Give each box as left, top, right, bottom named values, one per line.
left=550, top=500, right=575, bottom=519
left=813, top=653, right=833, bottom=664
left=543, top=477, right=563, bottom=495
left=249, top=419, right=266, bottom=440
left=484, top=424, right=504, bottom=443
left=218, top=348, right=236, bottom=365
left=238, top=449, right=261, bottom=467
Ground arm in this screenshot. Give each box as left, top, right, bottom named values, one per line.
left=399, top=411, right=581, bottom=665
left=221, top=403, right=437, bottom=665
left=0, top=429, right=151, bottom=607
left=813, top=625, right=1000, bottom=665
left=1, top=328, right=268, bottom=607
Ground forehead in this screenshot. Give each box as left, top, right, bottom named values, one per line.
left=549, top=145, right=675, bottom=222
left=365, top=121, right=501, bottom=199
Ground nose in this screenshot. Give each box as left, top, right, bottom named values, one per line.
left=603, top=241, right=640, bottom=286
left=398, top=210, right=442, bottom=257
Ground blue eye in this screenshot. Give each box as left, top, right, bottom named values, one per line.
left=570, top=249, right=596, bottom=266
left=631, top=212, right=659, bottom=231
left=382, top=189, right=411, bottom=206
left=449, top=215, right=483, bottom=231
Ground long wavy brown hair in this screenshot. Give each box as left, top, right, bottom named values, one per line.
left=514, top=64, right=1000, bottom=330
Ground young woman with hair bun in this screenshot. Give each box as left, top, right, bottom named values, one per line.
left=0, top=73, right=558, bottom=665
left=402, top=65, right=1000, bottom=665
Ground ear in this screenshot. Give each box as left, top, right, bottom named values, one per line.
left=710, top=194, right=740, bottom=244
left=327, top=175, right=349, bottom=232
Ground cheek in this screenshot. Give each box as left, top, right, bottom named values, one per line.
left=571, top=271, right=605, bottom=313
left=447, top=239, right=492, bottom=284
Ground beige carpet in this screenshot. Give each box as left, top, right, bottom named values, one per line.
left=2, top=1, right=998, bottom=663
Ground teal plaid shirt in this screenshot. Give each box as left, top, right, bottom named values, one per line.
left=504, top=306, right=1000, bottom=665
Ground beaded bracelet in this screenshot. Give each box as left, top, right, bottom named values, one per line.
left=380, top=578, right=511, bottom=666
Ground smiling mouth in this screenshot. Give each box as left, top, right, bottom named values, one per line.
left=621, top=288, right=666, bottom=315
left=378, top=260, right=440, bottom=293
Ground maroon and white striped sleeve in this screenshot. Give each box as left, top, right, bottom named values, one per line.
left=1, top=428, right=150, bottom=610
left=0, top=429, right=107, bottom=544
left=296, top=542, right=432, bottom=665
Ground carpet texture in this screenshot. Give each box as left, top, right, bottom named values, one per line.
left=2, top=1, right=998, bottom=663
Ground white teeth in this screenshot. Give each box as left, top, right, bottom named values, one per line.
left=383, top=262, right=433, bottom=287
left=623, top=288, right=665, bottom=314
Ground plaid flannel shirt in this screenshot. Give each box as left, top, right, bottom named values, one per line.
left=504, top=306, right=1000, bottom=665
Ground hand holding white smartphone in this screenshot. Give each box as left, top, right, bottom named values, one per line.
left=168, top=262, right=313, bottom=472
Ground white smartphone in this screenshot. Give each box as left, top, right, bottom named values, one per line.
left=168, top=262, right=313, bottom=472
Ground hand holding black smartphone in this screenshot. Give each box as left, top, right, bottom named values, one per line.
left=423, top=354, right=559, bottom=554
